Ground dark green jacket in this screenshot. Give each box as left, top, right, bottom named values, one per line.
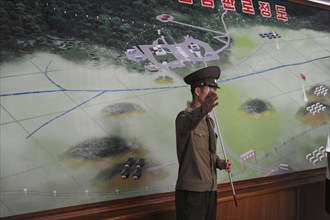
left=175, top=106, right=221, bottom=192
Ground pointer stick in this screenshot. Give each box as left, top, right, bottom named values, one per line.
left=301, top=82, right=308, bottom=103
left=212, top=109, right=238, bottom=207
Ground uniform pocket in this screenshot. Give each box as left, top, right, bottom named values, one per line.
left=192, top=128, right=209, bottom=151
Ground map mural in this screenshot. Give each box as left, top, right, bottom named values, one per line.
left=0, top=0, right=329, bottom=217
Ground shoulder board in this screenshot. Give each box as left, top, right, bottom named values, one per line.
left=184, top=107, right=193, bottom=112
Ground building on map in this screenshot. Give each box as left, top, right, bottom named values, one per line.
left=135, top=55, right=144, bottom=60
left=145, top=62, right=160, bottom=72
left=153, top=45, right=167, bottom=56
left=127, top=49, right=136, bottom=54
left=189, top=43, right=200, bottom=51
left=159, top=14, right=170, bottom=21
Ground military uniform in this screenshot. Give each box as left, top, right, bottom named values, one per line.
left=175, top=66, right=223, bottom=220
left=326, top=132, right=330, bottom=214
left=175, top=106, right=221, bottom=192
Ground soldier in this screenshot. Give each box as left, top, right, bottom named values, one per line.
left=175, top=66, right=232, bottom=220
left=326, top=131, right=330, bottom=214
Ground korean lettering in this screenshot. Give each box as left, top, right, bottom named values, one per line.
left=202, top=0, right=215, bottom=7
left=259, top=1, right=272, bottom=18
left=241, top=0, right=255, bottom=15
left=221, top=0, right=236, bottom=11
left=275, top=5, right=288, bottom=21
left=178, top=0, right=193, bottom=4
left=178, top=0, right=288, bottom=21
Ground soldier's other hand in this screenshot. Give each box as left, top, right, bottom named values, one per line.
left=217, top=159, right=232, bottom=173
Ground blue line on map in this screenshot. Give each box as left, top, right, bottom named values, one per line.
left=1, top=55, right=328, bottom=138
left=0, top=86, right=188, bottom=97
left=219, top=55, right=330, bottom=83
left=26, top=91, right=106, bottom=139
left=0, top=90, right=63, bottom=97
left=44, top=60, right=66, bottom=90
left=1, top=55, right=328, bottom=98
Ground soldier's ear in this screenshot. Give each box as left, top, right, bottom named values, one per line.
left=195, top=87, right=201, bottom=97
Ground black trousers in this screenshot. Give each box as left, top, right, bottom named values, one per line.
left=326, top=178, right=330, bottom=214
left=175, top=190, right=217, bottom=220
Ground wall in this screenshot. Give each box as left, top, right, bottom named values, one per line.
left=1, top=1, right=329, bottom=217
left=2, top=168, right=328, bottom=220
